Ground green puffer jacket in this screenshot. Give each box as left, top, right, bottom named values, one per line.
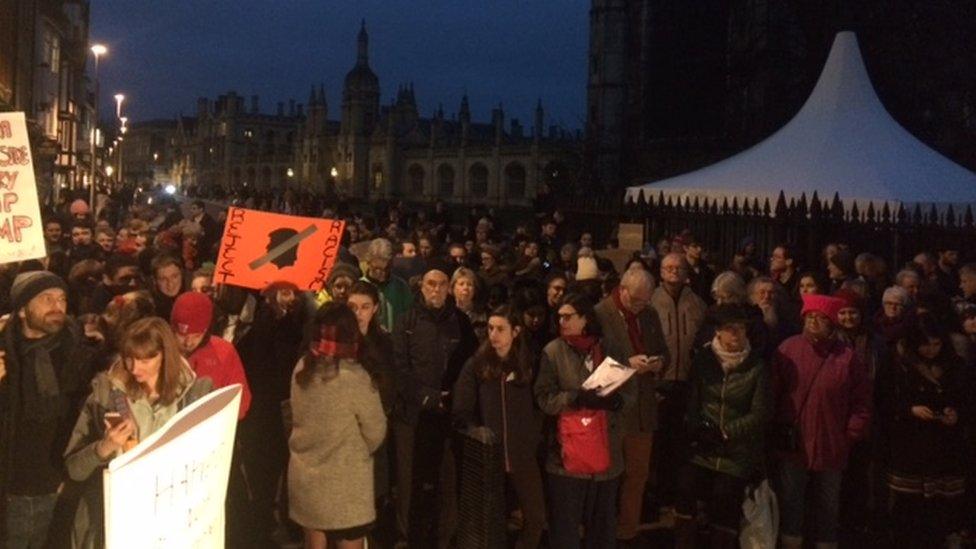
left=685, top=344, right=770, bottom=478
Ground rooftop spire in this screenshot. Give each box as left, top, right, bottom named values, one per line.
left=357, top=19, right=369, bottom=65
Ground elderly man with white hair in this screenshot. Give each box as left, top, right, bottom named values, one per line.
left=894, top=269, right=922, bottom=302
left=595, top=267, right=669, bottom=541
left=362, top=237, right=413, bottom=332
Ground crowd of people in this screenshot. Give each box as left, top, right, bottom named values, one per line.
left=1, top=187, right=975, bottom=549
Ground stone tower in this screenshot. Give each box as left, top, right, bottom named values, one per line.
left=339, top=20, right=380, bottom=197
left=586, top=0, right=629, bottom=192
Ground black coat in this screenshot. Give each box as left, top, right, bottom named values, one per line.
left=393, top=301, right=478, bottom=425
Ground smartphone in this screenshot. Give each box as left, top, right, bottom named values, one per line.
left=104, top=412, right=124, bottom=428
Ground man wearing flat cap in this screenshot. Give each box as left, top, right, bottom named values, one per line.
left=0, top=270, right=96, bottom=547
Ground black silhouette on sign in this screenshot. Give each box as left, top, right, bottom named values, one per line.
left=249, top=224, right=318, bottom=270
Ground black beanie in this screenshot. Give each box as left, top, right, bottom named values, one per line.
left=10, top=271, right=68, bottom=311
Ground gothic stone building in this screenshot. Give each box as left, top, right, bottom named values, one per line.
left=171, top=22, right=579, bottom=207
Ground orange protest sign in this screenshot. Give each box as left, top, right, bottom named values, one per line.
left=213, top=207, right=345, bottom=291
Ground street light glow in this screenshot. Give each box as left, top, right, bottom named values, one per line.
left=330, top=167, right=338, bottom=178
left=114, top=94, right=125, bottom=118
left=90, top=44, right=107, bottom=57
left=164, top=184, right=176, bottom=195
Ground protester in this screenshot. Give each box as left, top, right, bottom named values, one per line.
left=675, top=304, right=769, bottom=548
left=64, top=317, right=212, bottom=547
left=453, top=306, right=546, bottom=549
left=287, top=304, right=386, bottom=549
left=651, top=252, right=707, bottom=508
left=0, top=272, right=95, bottom=548
left=149, top=254, right=185, bottom=320
left=170, top=291, right=252, bottom=419
left=363, top=238, right=413, bottom=333
left=535, top=292, right=628, bottom=549
left=392, top=267, right=478, bottom=547
left=451, top=267, right=487, bottom=341
left=771, top=293, right=872, bottom=549
left=594, top=267, right=668, bottom=541
left=877, top=314, right=969, bottom=547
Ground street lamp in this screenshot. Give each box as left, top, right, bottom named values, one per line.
left=114, top=93, right=125, bottom=119
left=88, top=43, right=107, bottom=207
left=118, top=118, right=127, bottom=189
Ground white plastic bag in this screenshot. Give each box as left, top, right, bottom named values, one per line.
left=740, top=479, right=778, bottom=549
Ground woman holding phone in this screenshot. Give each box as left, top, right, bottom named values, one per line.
left=64, top=317, right=213, bottom=548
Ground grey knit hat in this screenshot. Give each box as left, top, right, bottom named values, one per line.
left=326, top=262, right=361, bottom=287
left=10, top=271, right=68, bottom=311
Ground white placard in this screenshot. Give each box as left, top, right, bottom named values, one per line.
left=104, top=384, right=242, bottom=549
left=582, top=356, right=636, bottom=396
left=0, top=112, right=45, bottom=264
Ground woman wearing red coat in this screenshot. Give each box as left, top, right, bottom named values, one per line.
left=771, top=294, right=872, bottom=549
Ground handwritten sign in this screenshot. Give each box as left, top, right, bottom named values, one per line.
left=214, top=207, right=345, bottom=291
left=0, top=112, right=45, bottom=264
left=104, top=385, right=242, bottom=549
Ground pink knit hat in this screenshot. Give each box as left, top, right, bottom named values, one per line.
left=801, top=294, right=845, bottom=324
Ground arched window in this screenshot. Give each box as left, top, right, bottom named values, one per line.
left=469, top=163, right=488, bottom=198
left=504, top=162, right=526, bottom=198
left=438, top=164, right=455, bottom=197
left=408, top=164, right=425, bottom=195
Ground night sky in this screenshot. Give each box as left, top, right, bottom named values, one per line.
left=89, top=0, right=590, bottom=130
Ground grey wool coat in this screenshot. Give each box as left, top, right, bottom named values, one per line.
left=288, top=358, right=387, bottom=531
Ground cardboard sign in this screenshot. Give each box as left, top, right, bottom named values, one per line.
left=104, top=385, right=242, bottom=549
left=617, top=223, right=644, bottom=252
left=0, top=112, right=45, bottom=264
left=214, top=207, right=345, bottom=291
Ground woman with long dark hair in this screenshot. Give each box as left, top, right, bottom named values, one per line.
left=287, top=303, right=386, bottom=549
left=534, top=292, right=627, bottom=549
left=880, top=315, right=968, bottom=547
left=453, top=306, right=545, bottom=548
left=64, top=317, right=213, bottom=547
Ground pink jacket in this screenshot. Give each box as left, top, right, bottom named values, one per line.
left=772, top=334, right=871, bottom=471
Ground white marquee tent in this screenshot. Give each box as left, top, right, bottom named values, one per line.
left=624, top=31, right=976, bottom=216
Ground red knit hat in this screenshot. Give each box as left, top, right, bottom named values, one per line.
left=170, top=291, right=213, bottom=335
left=801, top=294, right=845, bottom=324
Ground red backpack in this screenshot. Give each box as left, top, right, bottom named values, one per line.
left=558, top=408, right=610, bottom=474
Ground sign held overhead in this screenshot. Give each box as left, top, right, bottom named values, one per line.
left=214, top=207, right=346, bottom=291
left=0, top=112, right=45, bottom=264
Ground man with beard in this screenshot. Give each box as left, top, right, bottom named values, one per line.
left=0, top=271, right=95, bottom=547
left=393, top=267, right=478, bottom=548
left=235, top=281, right=310, bottom=547
left=89, top=254, right=142, bottom=313
left=749, top=276, right=799, bottom=353
left=150, top=254, right=186, bottom=320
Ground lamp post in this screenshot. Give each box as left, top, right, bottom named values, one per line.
left=114, top=95, right=125, bottom=190
left=118, top=116, right=128, bottom=191
left=88, top=44, right=107, bottom=208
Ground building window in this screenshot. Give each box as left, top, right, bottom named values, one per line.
left=504, top=162, right=526, bottom=198
left=43, top=29, right=60, bottom=73
left=437, top=164, right=455, bottom=197
left=408, top=164, right=425, bottom=195
left=469, top=163, right=488, bottom=197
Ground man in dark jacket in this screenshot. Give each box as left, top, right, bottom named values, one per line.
left=595, top=266, right=669, bottom=541
left=0, top=271, right=95, bottom=547
left=393, top=266, right=478, bottom=548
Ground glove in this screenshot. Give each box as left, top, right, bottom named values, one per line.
left=575, top=389, right=623, bottom=411
left=690, top=419, right=726, bottom=452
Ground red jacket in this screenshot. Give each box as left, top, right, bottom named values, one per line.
left=772, top=334, right=871, bottom=471
left=188, top=335, right=252, bottom=419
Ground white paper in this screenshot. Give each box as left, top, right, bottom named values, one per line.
left=0, top=112, right=46, bottom=264
left=104, top=384, right=242, bottom=549
left=581, top=357, right=636, bottom=396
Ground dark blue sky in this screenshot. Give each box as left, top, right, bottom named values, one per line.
left=90, top=0, right=590, bottom=130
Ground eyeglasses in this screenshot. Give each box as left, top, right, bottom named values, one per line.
left=557, top=312, right=580, bottom=322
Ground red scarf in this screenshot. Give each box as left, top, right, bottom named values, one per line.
left=612, top=287, right=646, bottom=355
left=310, top=325, right=360, bottom=360
left=562, top=334, right=605, bottom=365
